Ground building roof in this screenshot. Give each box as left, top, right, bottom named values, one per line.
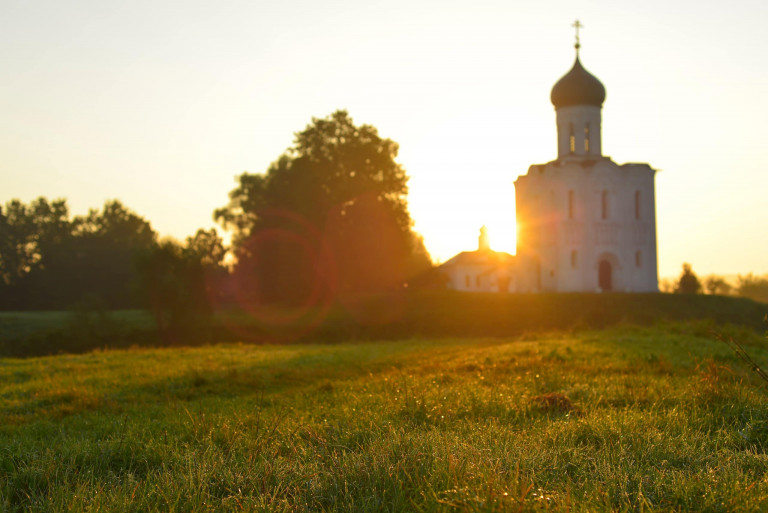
left=441, top=249, right=515, bottom=268
left=550, top=56, right=606, bottom=109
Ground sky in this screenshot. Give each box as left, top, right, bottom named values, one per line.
left=2, top=0, right=768, bottom=279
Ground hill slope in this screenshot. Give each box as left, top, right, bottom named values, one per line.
left=2, top=292, right=767, bottom=357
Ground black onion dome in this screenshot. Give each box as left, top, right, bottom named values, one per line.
left=550, top=57, right=606, bottom=108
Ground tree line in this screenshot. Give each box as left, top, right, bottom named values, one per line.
left=664, top=262, right=768, bottom=303
left=0, top=197, right=228, bottom=334
left=0, top=111, right=434, bottom=333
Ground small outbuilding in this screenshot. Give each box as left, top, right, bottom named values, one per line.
left=441, top=227, right=516, bottom=293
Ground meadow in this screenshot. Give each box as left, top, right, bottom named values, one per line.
left=2, top=292, right=766, bottom=358
left=3, top=319, right=768, bottom=511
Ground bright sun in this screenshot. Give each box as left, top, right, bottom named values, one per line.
left=399, top=108, right=547, bottom=264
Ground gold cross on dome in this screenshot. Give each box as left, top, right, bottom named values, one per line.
left=572, top=19, right=583, bottom=52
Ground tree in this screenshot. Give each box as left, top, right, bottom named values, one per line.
left=135, top=241, right=203, bottom=340
left=0, top=198, right=70, bottom=288
left=704, top=274, right=732, bottom=296
left=0, top=197, right=75, bottom=308
left=215, top=110, right=431, bottom=306
left=0, top=198, right=157, bottom=310
left=183, top=228, right=229, bottom=309
left=135, top=229, right=228, bottom=341
left=67, top=200, right=157, bottom=308
left=674, top=263, right=702, bottom=294
left=736, top=273, right=768, bottom=303
left=184, top=228, right=226, bottom=268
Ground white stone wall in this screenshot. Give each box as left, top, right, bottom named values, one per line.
left=514, top=158, right=658, bottom=293
left=444, top=264, right=515, bottom=293
left=445, top=264, right=489, bottom=292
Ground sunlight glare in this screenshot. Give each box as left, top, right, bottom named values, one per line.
left=402, top=108, right=546, bottom=262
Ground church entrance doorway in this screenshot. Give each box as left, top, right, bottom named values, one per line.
left=598, top=260, right=612, bottom=291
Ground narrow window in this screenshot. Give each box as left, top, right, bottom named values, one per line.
left=465, top=275, right=470, bottom=288
left=584, top=123, right=590, bottom=152
left=476, top=275, right=481, bottom=287
left=601, top=190, right=608, bottom=220
left=569, top=123, right=575, bottom=153
left=635, top=250, right=642, bottom=268
left=535, top=259, right=541, bottom=290
left=635, top=190, right=641, bottom=220
left=568, top=190, right=574, bottom=219
left=571, top=250, right=577, bottom=268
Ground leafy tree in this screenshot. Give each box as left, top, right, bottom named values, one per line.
left=135, top=231, right=227, bottom=341
left=67, top=200, right=157, bottom=308
left=674, top=263, right=702, bottom=294
left=184, top=229, right=226, bottom=268
left=0, top=202, right=28, bottom=289
left=183, top=228, right=229, bottom=309
left=0, top=198, right=156, bottom=309
left=0, top=198, right=70, bottom=288
left=704, top=275, right=732, bottom=296
left=0, top=198, right=75, bottom=308
left=136, top=240, right=201, bottom=340
left=736, top=273, right=768, bottom=303
left=216, top=110, right=431, bottom=306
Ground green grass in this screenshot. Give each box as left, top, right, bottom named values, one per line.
left=3, top=323, right=768, bottom=511
left=0, top=309, right=157, bottom=357
left=2, top=292, right=767, bottom=358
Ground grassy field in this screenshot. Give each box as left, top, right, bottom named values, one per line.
left=3, top=322, right=768, bottom=511
left=0, top=309, right=157, bottom=357
left=2, top=292, right=767, bottom=357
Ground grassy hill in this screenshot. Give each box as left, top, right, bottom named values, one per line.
left=2, top=292, right=767, bottom=357
left=3, top=323, right=768, bottom=511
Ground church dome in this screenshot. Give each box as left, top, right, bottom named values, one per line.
left=550, top=57, right=606, bottom=109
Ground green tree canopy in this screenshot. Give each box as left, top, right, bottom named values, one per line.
left=674, top=263, right=702, bottom=295
left=736, top=273, right=768, bottom=303
left=69, top=200, right=157, bottom=308
left=704, top=274, right=733, bottom=296
left=0, top=198, right=157, bottom=309
left=215, top=110, right=431, bottom=306
left=0, top=197, right=70, bottom=288
left=135, top=231, right=228, bottom=341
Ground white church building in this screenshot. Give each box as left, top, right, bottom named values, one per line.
left=443, top=33, right=659, bottom=293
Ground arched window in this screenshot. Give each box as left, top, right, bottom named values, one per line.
left=571, top=250, right=577, bottom=268
left=635, top=190, right=641, bottom=220
left=569, top=123, right=575, bottom=153
left=635, top=250, right=642, bottom=268
left=601, top=190, right=608, bottom=220
left=568, top=190, right=574, bottom=219
left=584, top=123, right=590, bottom=153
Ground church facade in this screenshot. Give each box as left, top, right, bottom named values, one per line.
left=514, top=48, right=659, bottom=292
left=441, top=40, right=659, bottom=293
